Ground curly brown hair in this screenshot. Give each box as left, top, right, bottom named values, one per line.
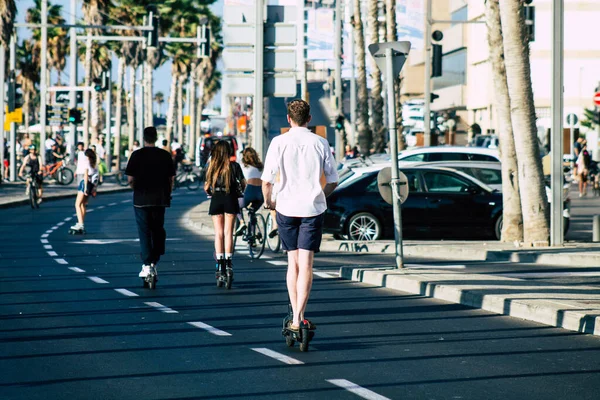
left=241, top=147, right=263, bottom=171
left=287, top=99, right=311, bottom=126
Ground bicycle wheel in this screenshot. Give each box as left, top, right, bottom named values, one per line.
left=249, top=213, right=266, bottom=259
left=58, top=168, right=74, bottom=185
left=19, top=166, right=30, bottom=182
left=117, top=171, right=129, bottom=187
left=29, top=182, right=38, bottom=209
left=185, top=173, right=201, bottom=191
left=233, top=217, right=240, bottom=249
left=266, top=213, right=281, bottom=253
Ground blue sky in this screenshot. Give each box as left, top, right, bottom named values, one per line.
left=16, top=0, right=224, bottom=110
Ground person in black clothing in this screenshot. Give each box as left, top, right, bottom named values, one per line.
left=204, top=140, right=246, bottom=282
left=126, top=126, right=176, bottom=279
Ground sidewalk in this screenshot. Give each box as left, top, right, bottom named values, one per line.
left=0, top=180, right=130, bottom=208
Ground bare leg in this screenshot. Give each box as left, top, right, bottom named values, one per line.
left=224, top=213, right=236, bottom=254
left=212, top=215, right=225, bottom=254
left=286, top=250, right=299, bottom=325
left=295, top=249, right=314, bottom=324
left=579, top=174, right=584, bottom=195
left=75, top=193, right=85, bottom=225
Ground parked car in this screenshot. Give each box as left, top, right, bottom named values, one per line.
left=397, top=146, right=500, bottom=163
left=325, top=166, right=504, bottom=241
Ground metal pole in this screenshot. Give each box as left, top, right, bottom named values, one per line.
left=423, top=0, right=433, bottom=147
left=69, top=0, right=77, bottom=158
left=9, top=36, right=16, bottom=181
left=186, top=79, right=191, bottom=147
left=299, top=1, right=308, bottom=102
left=0, top=45, right=5, bottom=181
left=334, top=0, right=343, bottom=159
left=40, top=0, right=49, bottom=165
left=348, top=0, right=356, bottom=144
left=105, top=68, right=112, bottom=172
left=386, top=48, right=403, bottom=269
left=254, top=0, right=265, bottom=158
left=137, top=66, right=144, bottom=143
left=550, top=0, right=564, bottom=246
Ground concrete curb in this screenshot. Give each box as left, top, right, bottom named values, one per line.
left=340, top=266, right=600, bottom=336
left=0, top=186, right=131, bottom=209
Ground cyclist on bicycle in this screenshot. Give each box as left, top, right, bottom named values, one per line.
left=235, top=147, right=264, bottom=236
left=205, top=141, right=246, bottom=281
left=19, top=145, right=44, bottom=204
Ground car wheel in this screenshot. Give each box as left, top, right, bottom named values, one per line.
left=346, top=213, right=382, bottom=241
left=494, top=215, right=503, bottom=241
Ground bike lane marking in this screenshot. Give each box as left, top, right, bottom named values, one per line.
left=47, top=251, right=58, bottom=257
left=144, top=302, right=179, bottom=314
left=43, top=245, right=52, bottom=250
left=250, top=348, right=304, bottom=365
left=54, top=258, right=68, bottom=265
left=114, top=288, right=139, bottom=297
left=326, top=379, right=391, bottom=400
left=187, top=321, right=232, bottom=336
left=87, top=276, right=109, bottom=284
left=68, top=267, right=86, bottom=273
left=40, top=238, right=49, bottom=244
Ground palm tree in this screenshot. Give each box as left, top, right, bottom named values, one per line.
left=352, top=0, right=372, bottom=155
left=17, top=40, right=40, bottom=131
left=486, top=0, right=523, bottom=242
left=154, top=91, right=165, bottom=115
left=367, top=0, right=384, bottom=153
left=500, top=0, right=549, bottom=245
left=0, top=0, right=16, bottom=48
left=385, top=0, right=405, bottom=151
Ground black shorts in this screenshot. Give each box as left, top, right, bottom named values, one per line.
left=276, top=212, right=324, bottom=253
left=209, top=193, right=240, bottom=215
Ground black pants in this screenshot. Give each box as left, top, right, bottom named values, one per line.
left=134, top=206, right=166, bottom=265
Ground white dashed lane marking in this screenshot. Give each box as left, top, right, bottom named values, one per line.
left=41, top=234, right=49, bottom=238
left=87, top=276, right=109, bottom=284
left=56, top=221, right=65, bottom=227
left=45, top=230, right=53, bottom=234
left=64, top=217, right=72, bottom=222
left=326, top=379, right=391, bottom=400
left=188, top=321, right=232, bottom=336
left=54, top=258, right=68, bottom=265
left=114, top=288, right=139, bottom=297
left=251, top=348, right=304, bottom=365
left=43, top=245, right=52, bottom=250
left=68, top=267, right=85, bottom=273
left=47, top=251, right=58, bottom=257
left=267, top=261, right=287, bottom=266
left=108, top=202, right=117, bottom=206
left=40, top=239, right=49, bottom=244
left=97, top=205, right=105, bottom=210
left=144, top=302, right=178, bottom=314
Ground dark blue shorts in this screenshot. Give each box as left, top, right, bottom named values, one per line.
left=276, top=212, right=324, bottom=253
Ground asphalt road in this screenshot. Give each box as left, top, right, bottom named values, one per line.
left=2, top=191, right=600, bottom=400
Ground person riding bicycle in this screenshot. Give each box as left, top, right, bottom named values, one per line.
left=19, top=145, right=44, bottom=204
left=234, top=147, right=264, bottom=236
left=205, top=141, right=246, bottom=283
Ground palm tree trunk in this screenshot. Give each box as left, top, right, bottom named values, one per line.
left=114, top=56, right=125, bottom=171
left=127, top=66, right=136, bottom=151
left=90, top=82, right=100, bottom=146
left=145, top=61, right=153, bottom=127
left=177, top=75, right=185, bottom=144
left=368, top=0, right=384, bottom=153
left=353, top=0, right=372, bottom=155
left=83, top=37, right=92, bottom=148
left=166, top=69, right=178, bottom=142
left=486, top=0, right=523, bottom=242
left=500, top=0, right=549, bottom=245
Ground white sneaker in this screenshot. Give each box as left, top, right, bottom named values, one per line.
left=138, top=264, right=151, bottom=278
left=70, top=223, right=82, bottom=230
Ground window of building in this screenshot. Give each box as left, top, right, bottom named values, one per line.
left=432, top=49, right=467, bottom=90
left=451, top=6, right=468, bottom=26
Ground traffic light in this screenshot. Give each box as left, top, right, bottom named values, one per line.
left=523, top=1, right=535, bottom=42
left=335, top=114, right=345, bottom=131
left=198, top=25, right=211, bottom=58
left=431, top=44, right=442, bottom=78
left=430, top=93, right=439, bottom=103
left=93, top=71, right=109, bottom=92
left=7, top=71, right=22, bottom=112
left=68, top=108, right=82, bottom=124
left=147, top=12, right=160, bottom=48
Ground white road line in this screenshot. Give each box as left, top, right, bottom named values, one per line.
left=56, top=221, right=65, bottom=227
left=68, top=267, right=85, bottom=273
left=97, top=205, right=105, bottom=210
left=251, top=348, right=304, bottom=365
left=47, top=251, right=58, bottom=257
left=326, top=379, right=391, bottom=400
left=188, top=321, right=232, bottom=336
left=108, top=202, right=117, bottom=206
left=121, top=200, right=132, bottom=204
left=40, top=239, right=49, bottom=244
left=87, top=276, right=109, bottom=284
left=237, top=250, right=250, bottom=255
left=406, top=264, right=466, bottom=269
left=261, top=255, right=272, bottom=259
left=45, top=230, right=53, bottom=234
left=41, top=233, right=49, bottom=238
left=267, top=260, right=287, bottom=266
left=144, top=302, right=179, bottom=314
left=50, top=227, right=58, bottom=230
left=114, top=288, right=139, bottom=297
left=54, top=258, right=68, bottom=265
left=64, top=217, right=72, bottom=222
left=87, top=209, right=95, bottom=213
left=314, top=272, right=337, bottom=278
left=234, top=245, right=246, bottom=250
left=43, top=245, right=52, bottom=250
left=500, top=271, right=600, bottom=278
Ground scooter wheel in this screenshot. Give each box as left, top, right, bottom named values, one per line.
left=285, top=336, right=295, bottom=347
left=225, top=275, right=232, bottom=290
left=299, top=328, right=310, bottom=352
left=148, top=276, right=156, bottom=290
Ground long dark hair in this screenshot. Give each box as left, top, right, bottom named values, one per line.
left=242, top=147, right=263, bottom=171
left=85, top=149, right=97, bottom=169
left=206, top=141, right=233, bottom=193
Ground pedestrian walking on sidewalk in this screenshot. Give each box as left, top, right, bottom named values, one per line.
left=126, top=127, right=176, bottom=280
left=69, top=149, right=99, bottom=234
left=261, top=99, right=339, bottom=332
left=205, top=141, right=246, bottom=284
left=577, top=141, right=591, bottom=197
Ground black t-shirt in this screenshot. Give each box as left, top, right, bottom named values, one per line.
left=125, top=147, right=176, bottom=207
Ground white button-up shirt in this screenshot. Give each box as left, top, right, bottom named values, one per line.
left=262, top=127, right=338, bottom=217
